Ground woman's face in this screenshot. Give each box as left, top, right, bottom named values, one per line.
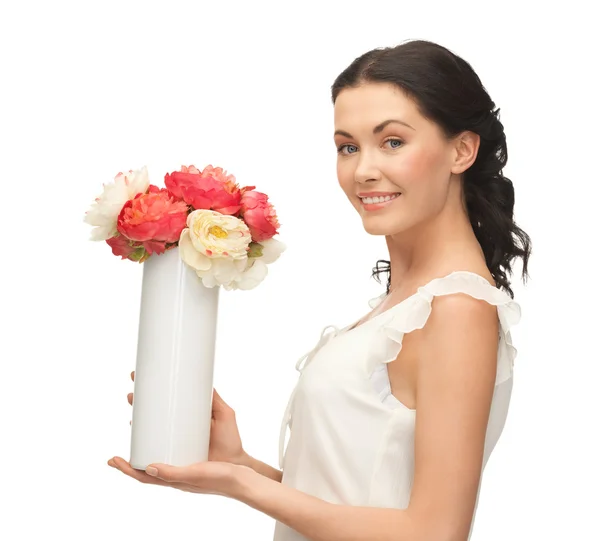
left=334, top=82, right=461, bottom=236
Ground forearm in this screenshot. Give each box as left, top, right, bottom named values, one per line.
left=239, top=453, right=282, bottom=483
left=234, top=467, right=423, bottom=541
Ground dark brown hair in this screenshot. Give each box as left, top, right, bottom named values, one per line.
left=331, top=39, right=531, bottom=298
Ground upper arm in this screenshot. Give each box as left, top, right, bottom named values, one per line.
left=407, top=293, right=499, bottom=541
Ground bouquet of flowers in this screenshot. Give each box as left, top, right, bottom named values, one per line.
left=84, top=164, right=285, bottom=290
left=84, top=163, right=286, bottom=469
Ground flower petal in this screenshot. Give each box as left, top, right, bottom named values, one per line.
left=179, top=229, right=211, bottom=271
left=258, top=238, right=287, bottom=264
left=235, top=259, right=268, bottom=290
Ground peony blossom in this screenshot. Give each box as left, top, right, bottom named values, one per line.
left=239, top=190, right=280, bottom=242
left=180, top=230, right=286, bottom=290
left=179, top=249, right=267, bottom=291
left=196, top=257, right=249, bottom=289
left=84, top=166, right=150, bottom=241
left=179, top=233, right=248, bottom=289
left=226, top=259, right=268, bottom=290
left=178, top=209, right=254, bottom=288
left=199, top=165, right=238, bottom=193
left=85, top=162, right=285, bottom=288
left=106, top=233, right=150, bottom=262
left=183, top=209, right=252, bottom=259
left=165, top=164, right=254, bottom=215
left=223, top=238, right=286, bottom=290
left=116, top=185, right=189, bottom=255
left=222, top=239, right=285, bottom=290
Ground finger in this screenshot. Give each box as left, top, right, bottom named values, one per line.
left=108, top=456, right=194, bottom=492
left=144, top=463, right=192, bottom=483
left=213, top=388, right=224, bottom=402
left=127, top=393, right=133, bottom=405
left=131, top=371, right=135, bottom=382
left=212, top=389, right=233, bottom=416
left=109, top=457, right=177, bottom=488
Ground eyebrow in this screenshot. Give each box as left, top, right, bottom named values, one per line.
left=334, top=118, right=415, bottom=139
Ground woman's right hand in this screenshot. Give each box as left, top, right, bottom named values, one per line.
left=128, top=371, right=250, bottom=467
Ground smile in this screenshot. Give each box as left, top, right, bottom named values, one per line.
left=359, top=193, right=401, bottom=204
left=359, top=193, right=401, bottom=210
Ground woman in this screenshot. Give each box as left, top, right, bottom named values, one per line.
left=108, top=39, right=531, bottom=541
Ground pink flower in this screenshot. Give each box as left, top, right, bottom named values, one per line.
left=239, top=190, right=280, bottom=242
left=200, top=165, right=238, bottom=193
left=164, top=164, right=254, bottom=215
left=116, top=185, right=189, bottom=255
left=106, top=234, right=149, bottom=262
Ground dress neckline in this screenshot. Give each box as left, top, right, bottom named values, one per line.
left=341, top=270, right=498, bottom=335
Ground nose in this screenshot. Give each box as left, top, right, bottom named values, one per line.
left=353, top=152, right=382, bottom=184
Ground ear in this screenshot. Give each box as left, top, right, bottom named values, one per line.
left=450, top=131, right=480, bottom=175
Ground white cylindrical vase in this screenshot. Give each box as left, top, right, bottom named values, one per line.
left=129, top=246, right=220, bottom=470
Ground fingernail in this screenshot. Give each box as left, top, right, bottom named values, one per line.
left=146, top=466, right=158, bottom=476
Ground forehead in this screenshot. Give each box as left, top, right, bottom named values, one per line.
left=333, top=82, right=419, bottom=127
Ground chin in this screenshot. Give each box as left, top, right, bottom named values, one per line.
left=361, top=217, right=405, bottom=236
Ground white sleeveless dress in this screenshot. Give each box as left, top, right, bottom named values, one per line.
left=273, top=271, right=522, bottom=541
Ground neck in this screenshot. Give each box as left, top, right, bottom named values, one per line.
left=384, top=194, right=484, bottom=293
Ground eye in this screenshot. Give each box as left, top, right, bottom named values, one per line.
left=336, top=144, right=358, bottom=155
left=384, top=138, right=404, bottom=149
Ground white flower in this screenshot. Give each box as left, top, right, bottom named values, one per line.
left=179, top=209, right=252, bottom=288
left=180, top=231, right=247, bottom=287
left=224, top=259, right=269, bottom=291
left=179, top=211, right=286, bottom=290
left=84, top=166, right=150, bottom=241
left=186, top=209, right=252, bottom=259
left=224, top=238, right=287, bottom=290
left=255, top=238, right=286, bottom=264
left=196, top=257, right=249, bottom=289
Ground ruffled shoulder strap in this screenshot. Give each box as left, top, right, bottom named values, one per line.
left=367, top=271, right=521, bottom=386
left=423, top=271, right=521, bottom=332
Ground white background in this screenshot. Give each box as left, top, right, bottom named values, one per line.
left=1, top=1, right=598, bottom=539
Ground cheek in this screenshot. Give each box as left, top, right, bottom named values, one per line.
left=386, top=145, right=448, bottom=190
left=393, top=147, right=430, bottom=178
left=337, top=161, right=354, bottom=194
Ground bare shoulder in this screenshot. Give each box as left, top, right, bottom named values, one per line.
left=418, top=260, right=499, bottom=336
left=422, top=288, right=499, bottom=350
left=406, top=269, right=501, bottom=538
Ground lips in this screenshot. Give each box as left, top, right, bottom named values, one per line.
left=359, top=193, right=401, bottom=210
left=360, top=193, right=401, bottom=203
left=357, top=192, right=401, bottom=198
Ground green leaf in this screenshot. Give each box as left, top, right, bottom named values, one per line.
left=129, top=247, right=148, bottom=262
left=247, top=242, right=263, bottom=258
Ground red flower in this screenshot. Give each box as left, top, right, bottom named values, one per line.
left=239, top=190, right=280, bottom=242
left=164, top=165, right=255, bottom=215
left=106, top=234, right=139, bottom=259
left=116, top=185, right=189, bottom=255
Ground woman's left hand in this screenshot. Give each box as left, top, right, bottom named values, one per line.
left=107, top=456, right=250, bottom=498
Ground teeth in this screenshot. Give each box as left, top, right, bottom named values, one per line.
left=360, top=193, right=400, bottom=204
